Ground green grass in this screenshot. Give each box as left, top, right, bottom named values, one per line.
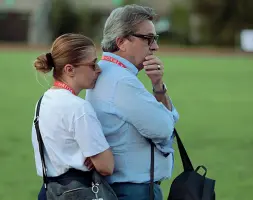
left=0, top=50, right=253, bottom=200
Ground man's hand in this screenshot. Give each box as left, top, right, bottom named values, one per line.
left=143, top=55, right=172, bottom=111
left=143, top=55, right=164, bottom=88
left=84, top=157, right=94, bottom=170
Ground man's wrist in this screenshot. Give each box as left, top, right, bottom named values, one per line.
left=152, top=82, right=167, bottom=94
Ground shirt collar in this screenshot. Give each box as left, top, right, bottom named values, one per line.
left=101, top=52, right=138, bottom=76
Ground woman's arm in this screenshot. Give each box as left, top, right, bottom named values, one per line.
left=89, top=149, right=114, bottom=176
left=74, top=103, right=114, bottom=176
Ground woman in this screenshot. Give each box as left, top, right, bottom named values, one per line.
left=31, top=33, right=114, bottom=200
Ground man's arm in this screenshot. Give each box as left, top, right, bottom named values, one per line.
left=142, top=55, right=179, bottom=154
left=143, top=55, right=174, bottom=111
left=152, top=82, right=172, bottom=111
left=114, top=77, right=175, bottom=143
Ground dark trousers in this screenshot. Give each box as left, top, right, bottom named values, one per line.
left=37, top=169, right=92, bottom=200
left=110, top=182, right=163, bottom=200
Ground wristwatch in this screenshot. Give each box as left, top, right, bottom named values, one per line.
left=152, top=83, right=167, bottom=94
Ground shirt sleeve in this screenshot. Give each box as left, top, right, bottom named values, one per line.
left=73, top=103, right=110, bottom=157
left=170, top=97, right=180, bottom=123
left=114, top=77, right=178, bottom=146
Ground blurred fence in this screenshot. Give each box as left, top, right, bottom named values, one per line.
left=0, top=0, right=253, bottom=49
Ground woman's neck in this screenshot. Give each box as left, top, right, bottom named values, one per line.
left=52, top=79, right=81, bottom=96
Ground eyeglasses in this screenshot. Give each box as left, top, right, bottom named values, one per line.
left=131, top=34, right=159, bottom=46
left=76, top=63, right=99, bottom=71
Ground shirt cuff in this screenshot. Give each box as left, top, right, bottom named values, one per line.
left=155, top=137, right=174, bottom=157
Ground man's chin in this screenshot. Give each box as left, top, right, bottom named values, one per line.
left=137, top=64, right=144, bottom=71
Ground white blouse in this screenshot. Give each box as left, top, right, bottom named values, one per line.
left=31, top=89, right=109, bottom=177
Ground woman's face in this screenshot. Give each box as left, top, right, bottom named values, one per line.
left=74, top=47, right=101, bottom=89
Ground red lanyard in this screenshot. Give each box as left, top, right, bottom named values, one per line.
left=53, top=81, right=76, bottom=96
left=101, top=55, right=127, bottom=68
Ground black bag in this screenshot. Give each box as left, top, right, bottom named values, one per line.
left=167, top=129, right=216, bottom=200
left=34, top=96, right=118, bottom=200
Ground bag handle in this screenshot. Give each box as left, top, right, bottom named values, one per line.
left=173, top=129, right=194, bottom=171
left=33, top=96, right=48, bottom=189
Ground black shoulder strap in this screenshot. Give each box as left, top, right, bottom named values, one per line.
left=174, top=128, right=194, bottom=171
left=34, top=96, right=48, bottom=189
left=149, top=128, right=194, bottom=199
left=150, top=141, right=155, bottom=200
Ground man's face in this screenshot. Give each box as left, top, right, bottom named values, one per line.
left=125, top=20, right=159, bottom=70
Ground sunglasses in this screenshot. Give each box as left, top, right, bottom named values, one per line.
left=131, top=33, right=159, bottom=46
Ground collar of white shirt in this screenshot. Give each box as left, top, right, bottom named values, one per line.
left=102, top=52, right=139, bottom=76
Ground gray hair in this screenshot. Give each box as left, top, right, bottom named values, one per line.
left=101, top=4, right=157, bottom=52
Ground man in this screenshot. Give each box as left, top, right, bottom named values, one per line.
left=86, top=4, right=179, bottom=200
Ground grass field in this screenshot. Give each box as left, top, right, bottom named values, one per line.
left=0, top=49, right=252, bottom=200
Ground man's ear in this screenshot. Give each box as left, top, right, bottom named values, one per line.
left=116, top=37, right=127, bottom=52
left=63, top=64, right=75, bottom=77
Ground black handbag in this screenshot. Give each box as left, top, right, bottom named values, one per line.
left=149, top=129, right=216, bottom=200
left=167, top=129, right=216, bottom=200
left=34, top=96, right=118, bottom=200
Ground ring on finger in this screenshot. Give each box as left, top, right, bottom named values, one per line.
left=157, top=65, right=161, bottom=70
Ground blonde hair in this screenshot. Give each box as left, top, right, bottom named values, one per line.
left=34, top=33, right=95, bottom=79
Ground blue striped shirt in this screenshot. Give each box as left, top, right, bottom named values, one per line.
left=86, top=52, right=179, bottom=184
